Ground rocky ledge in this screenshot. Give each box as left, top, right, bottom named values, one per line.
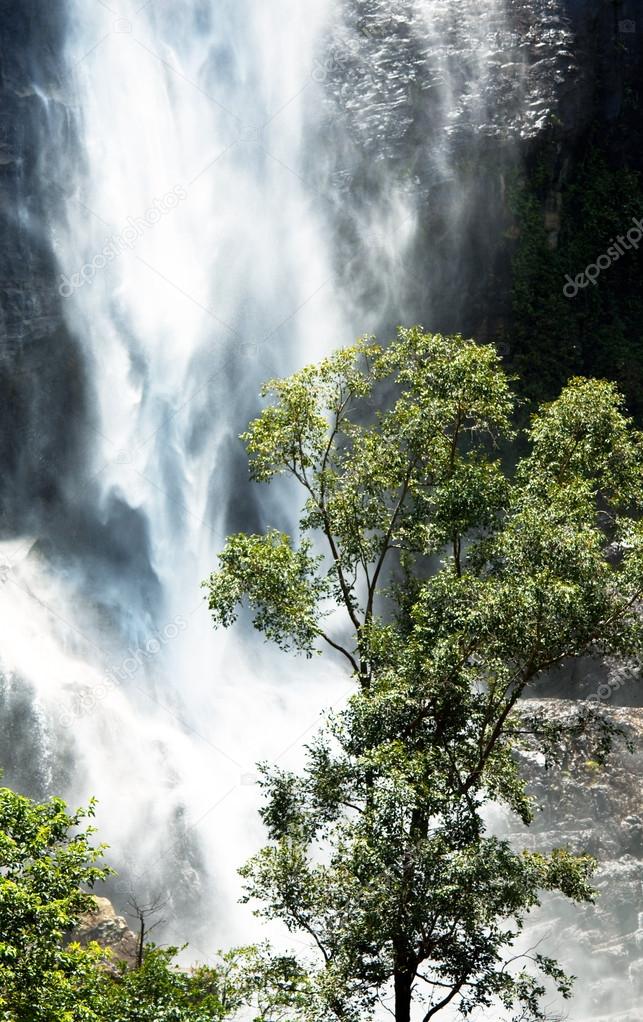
left=509, top=700, right=643, bottom=1022
left=73, top=896, right=138, bottom=971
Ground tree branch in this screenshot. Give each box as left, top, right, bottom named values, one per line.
left=366, top=457, right=417, bottom=623
left=422, top=977, right=466, bottom=1021
left=320, top=632, right=360, bottom=674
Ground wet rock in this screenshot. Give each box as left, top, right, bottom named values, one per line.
left=0, top=1, right=87, bottom=537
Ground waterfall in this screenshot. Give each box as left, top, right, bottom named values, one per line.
left=3, top=0, right=357, bottom=945
left=0, top=0, right=578, bottom=957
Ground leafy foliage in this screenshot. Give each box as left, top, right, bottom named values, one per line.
left=0, top=783, right=311, bottom=1021
left=95, top=943, right=310, bottom=1022
left=0, top=787, right=109, bottom=1022
left=206, top=329, right=643, bottom=1021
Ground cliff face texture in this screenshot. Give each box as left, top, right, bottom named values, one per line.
left=510, top=700, right=643, bottom=1022
left=1, top=1, right=641, bottom=605
left=318, top=0, right=642, bottom=340
left=0, top=4, right=641, bottom=1013
left=1, top=8, right=640, bottom=520
left=0, top=1, right=88, bottom=540
left=558, top=0, right=643, bottom=134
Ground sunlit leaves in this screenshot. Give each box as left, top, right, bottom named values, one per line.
left=522, top=376, right=643, bottom=506
left=0, top=788, right=111, bottom=1022
left=205, top=328, right=643, bottom=1022
left=241, top=340, right=380, bottom=485
left=208, top=329, right=519, bottom=666
left=203, top=530, right=328, bottom=656
left=92, top=941, right=311, bottom=1022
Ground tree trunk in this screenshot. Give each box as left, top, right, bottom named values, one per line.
left=394, top=970, right=414, bottom=1022
left=136, top=917, right=145, bottom=968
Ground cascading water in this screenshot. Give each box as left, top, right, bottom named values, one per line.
left=0, top=0, right=597, bottom=996
left=3, top=0, right=360, bottom=945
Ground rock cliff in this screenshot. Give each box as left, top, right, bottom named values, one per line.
left=509, top=700, right=643, bottom=1022
left=0, top=1, right=86, bottom=538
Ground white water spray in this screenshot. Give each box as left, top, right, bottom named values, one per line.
left=2, top=0, right=363, bottom=947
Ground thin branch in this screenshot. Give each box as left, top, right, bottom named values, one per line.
left=289, top=911, right=330, bottom=964
left=291, top=431, right=364, bottom=641
left=366, top=458, right=417, bottom=622
left=422, top=977, right=466, bottom=1021
left=320, top=631, right=360, bottom=674
left=321, top=521, right=363, bottom=636
left=376, top=992, right=396, bottom=1019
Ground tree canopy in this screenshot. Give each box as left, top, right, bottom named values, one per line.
left=205, top=328, right=643, bottom=1021
left=0, top=785, right=108, bottom=1022
left=0, top=784, right=307, bottom=1022
left=95, top=942, right=310, bottom=1022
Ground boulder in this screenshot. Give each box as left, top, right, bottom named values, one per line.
left=73, top=896, right=138, bottom=969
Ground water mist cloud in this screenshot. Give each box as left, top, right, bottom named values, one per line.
left=58, top=184, right=187, bottom=297
left=58, top=615, right=188, bottom=728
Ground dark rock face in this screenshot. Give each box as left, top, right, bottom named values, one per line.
left=316, top=0, right=582, bottom=336
left=323, top=0, right=578, bottom=153
left=316, top=0, right=642, bottom=372
left=532, top=655, right=643, bottom=707
left=509, top=700, right=643, bottom=1021
left=1, top=2, right=640, bottom=642
left=0, top=2, right=163, bottom=635
left=560, top=0, right=643, bottom=133
left=1, top=6, right=640, bottom=546
left=0, top=1, right=88, bottom=538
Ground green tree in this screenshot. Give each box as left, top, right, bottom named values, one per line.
left=205, top=328, right=643, bottom=1021
left=95, top=942, right=310, bottom=1022
left=0, top=785, right=307, bottom=1022
left=0, top=786, right=110, bottom=1022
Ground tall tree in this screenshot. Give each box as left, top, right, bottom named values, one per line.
left=205, top=328, right=643, bottom=1021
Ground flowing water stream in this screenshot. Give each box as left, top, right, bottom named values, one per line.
left=3, top=0, right=359, bottom=945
